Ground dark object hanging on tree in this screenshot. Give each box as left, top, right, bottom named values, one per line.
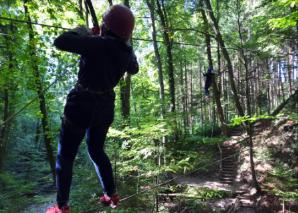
left=203, top=67, right=214, bottom=96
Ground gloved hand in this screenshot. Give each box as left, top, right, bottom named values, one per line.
left=91, top=26, right=100, bottom=35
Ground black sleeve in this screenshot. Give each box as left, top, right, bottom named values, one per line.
left=54, top=29, right=105, bottom=55
left=127, top=51, right=139, bottom=75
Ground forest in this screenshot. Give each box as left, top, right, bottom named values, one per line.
left=0, top=0, right=297, bottom=212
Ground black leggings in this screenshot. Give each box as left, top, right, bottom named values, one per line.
left=55, top=89, right=116, bottom=207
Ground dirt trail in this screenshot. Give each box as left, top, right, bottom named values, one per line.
left=20, top=193, right=56, bottom=213
left=175, top=118, right=298, bottom=212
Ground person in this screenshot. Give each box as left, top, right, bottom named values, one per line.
left=203, top=67, right=214, bottom=96
left=46, top=4, right=138, bottom=213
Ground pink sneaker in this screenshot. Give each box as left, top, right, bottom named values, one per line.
left=46, top=204, right=71, bottom=213
left=100, top=194, right=120, bottom=208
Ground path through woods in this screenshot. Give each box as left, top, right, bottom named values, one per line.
left=20, top=193, right=55, bottom=213
left=170, top=118, right=297, bottom=212
left=19, top=118, right=298, bottom=212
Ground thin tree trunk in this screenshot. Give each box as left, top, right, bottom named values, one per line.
left=287, top=49, right=293, bottom=95
left=203, top=0, right=245, bottom=117
left=119, top=0, right=132, bottom=123
left=24, top=0, right=56, bottom=183
left=266, top=60, right=272, bottom=114
left=184, top=59, right=189, bottom=129
left=180, top=61, right=187, bottom=133
left=146, top=0, right=166, bottom=117
left=270, top=90, right=298, bottom=116
left=0, top=89, right=9, bottom=170
left=200, top=4, right=228, bottom=135
left=279, top=61, right=286, bottom=102
left=107, top=0, right=113, bottom=6
left=199, top=66, right=204, bottom=125
left=156, top=0, right=176, bottom=112
left=120, top=74, right=131, bottom=122
left=35, top=119, right=41, bottom=146
left=236, top=0, right=261, bottom=194
left=0, top=25, right=15, bottom=170
left=189, top=66, right=193, bottom=133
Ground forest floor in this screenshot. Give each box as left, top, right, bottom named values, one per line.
left=19, top=117, right=298, bottom=213
left=166, top=117, right=298, bottom=212
left=20, top=192, right=56, bottom=213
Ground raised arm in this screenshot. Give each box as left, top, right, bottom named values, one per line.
left=54, top=27, right=104, bottom=55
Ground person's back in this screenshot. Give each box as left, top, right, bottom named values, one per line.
left=54, top=31, right=138, bottom=91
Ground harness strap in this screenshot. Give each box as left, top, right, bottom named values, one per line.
left=75, top=83, right=113, bottom=95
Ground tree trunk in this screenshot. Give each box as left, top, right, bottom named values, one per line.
left=120, top=74, right=131, bottom=122
left=0, top=89, right=9, bottom=170
left=200, top=4, right=228, bottom=135
left=146, top=0, right=166, bottom=117
left=189, top=66, right=193, bottom=133
left=119, top=0, right=132, bottom=123
left=247, top=129, right=262, bottom=194
left=278, top=61, right=286, bottom=102
left=0, top=24, right=17, bottom=170
left=180, top=61, right=187, bottom=133
left=184, top=59, right=189, bottom=129
left=203, top=0, right=245, bottom=117
left=24, top=0, right=56, bottom=183
left=270, top=90, right=298, bottom=116
left=107, top=0, right=113, bottom=6
left=236, top=0, right=261, bottom=194
left=35, top=119, right=41, bottom=146
left=199, top=66, right=204, bottom=125
left=287, top=48, right=293, bottom=95
left=156, top=0, right=176, bottom=112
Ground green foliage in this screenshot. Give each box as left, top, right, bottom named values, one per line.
left=0, top=0, right=297, bottom=211
left=184, top=187, right=232, bottom=201
left=263, top=148, right=298, bottom=202
left=193, top=123, right=222, bottom=137
left=267, top=0, right=298, bottom=30
left=271, top=189, right=298, bottom=202
left=271, top=163, right=295, bottom=178
left=0, top=172, right=35, bottom=212
left=230, top=114, right=274, bottom=126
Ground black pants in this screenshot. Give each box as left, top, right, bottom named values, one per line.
left=56, top=88, right=116, bottom=207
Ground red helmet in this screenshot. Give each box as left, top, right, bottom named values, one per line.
left=103, top=4, right=135, bottom=40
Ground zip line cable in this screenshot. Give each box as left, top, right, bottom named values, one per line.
left=0, top=16, right=207, bottom=48
left=0, top=16, right=70, bottom=30
left=2, top=16, right=292, bottom=52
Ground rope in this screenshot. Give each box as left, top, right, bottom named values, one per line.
left=0, top=16, right=207, bottom=48
left=0, top=16, right=70, bottom=30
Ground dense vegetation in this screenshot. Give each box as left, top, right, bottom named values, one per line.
left=0, top=0, right=297, bottom=212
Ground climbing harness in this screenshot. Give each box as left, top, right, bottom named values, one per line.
left=75, top=83, right=113, bottom=96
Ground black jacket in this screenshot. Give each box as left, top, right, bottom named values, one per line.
left=54, top=29, right=139, bottom=92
